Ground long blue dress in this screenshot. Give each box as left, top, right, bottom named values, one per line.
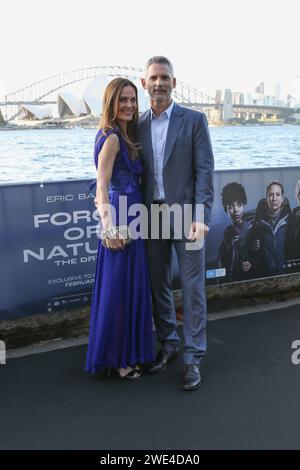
left=85, top=128, right=154, bottom=372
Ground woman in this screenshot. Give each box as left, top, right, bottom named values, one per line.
left=286, top=178, right=300, bottom=264
left=85, top=78, right=154, bottom=379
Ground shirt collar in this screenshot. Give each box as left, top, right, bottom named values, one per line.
left=150, top=100, right=175, bottom=120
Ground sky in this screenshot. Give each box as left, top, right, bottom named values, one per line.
left=1, top=0, right=299, bottom=99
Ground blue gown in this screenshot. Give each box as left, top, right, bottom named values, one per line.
left=85, top=128, right=154, bottom=372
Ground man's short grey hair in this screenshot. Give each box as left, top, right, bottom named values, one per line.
left=145, top=56, right=174, bottom=76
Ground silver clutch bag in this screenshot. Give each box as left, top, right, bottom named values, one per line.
left=101, top=225, right=132, bottom=248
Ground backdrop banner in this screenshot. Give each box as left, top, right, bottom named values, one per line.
left=0, top=179, right=98, bottom=320
left=1, top=166, right=300, bottom=319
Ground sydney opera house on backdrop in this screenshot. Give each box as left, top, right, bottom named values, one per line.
left=18, top=75, right=150, bottom=121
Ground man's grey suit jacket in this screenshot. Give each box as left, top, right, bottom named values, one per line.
left=137, top=103, right=214, bottom=227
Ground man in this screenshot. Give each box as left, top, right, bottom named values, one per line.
left=138, top=56, right=214, bottom=391
left=217, top=182, right=254, bottom=282
left=249, top=181, right=291, bottom=278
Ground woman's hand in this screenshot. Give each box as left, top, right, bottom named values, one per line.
left=106, top=233, right=126, bottom=251
left=103, top=226, right=126, bottom=250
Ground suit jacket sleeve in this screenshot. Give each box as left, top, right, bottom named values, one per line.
left=193, top=113, right=215, bottom=226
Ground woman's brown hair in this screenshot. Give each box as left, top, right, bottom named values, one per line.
left=99, top=77, right=140, bottom=158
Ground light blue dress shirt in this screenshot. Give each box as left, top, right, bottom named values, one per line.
left=150, top=101, right=175, bottom=201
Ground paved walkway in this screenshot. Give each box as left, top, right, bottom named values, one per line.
left=1, top=304, right=300, bottom=450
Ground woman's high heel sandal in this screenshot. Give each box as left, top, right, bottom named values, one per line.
left=116, top=366, right=142, bottom=380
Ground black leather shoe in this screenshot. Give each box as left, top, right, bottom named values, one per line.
left=147, top=349, right=179, bottom=374
left=181, top=365, right=201, bottom=391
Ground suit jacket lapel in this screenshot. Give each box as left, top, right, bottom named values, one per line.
left=140, top=110, right=154, bottom=173
left=163, top=104, right=184, bottom=167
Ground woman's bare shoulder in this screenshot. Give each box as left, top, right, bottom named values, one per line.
left=102, top=132, right=120, bottom=152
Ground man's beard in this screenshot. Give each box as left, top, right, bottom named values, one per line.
left=151, top=92, right=170, bottom=105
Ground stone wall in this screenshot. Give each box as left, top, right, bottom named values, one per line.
left=1, top=273, right=300, bottom=350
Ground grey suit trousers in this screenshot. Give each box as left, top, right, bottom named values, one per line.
left=146, top=234, right=207, bottom=365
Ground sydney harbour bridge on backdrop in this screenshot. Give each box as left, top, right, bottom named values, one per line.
left=0, top=65, right=294, bottom=123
